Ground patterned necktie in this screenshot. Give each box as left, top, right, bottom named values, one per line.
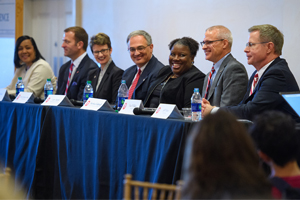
left=204, top=66, right=215, bottom=99
left=249, top=73, right=259, bottom=96
left=65, top=63, right=74, bottom=95
left=128, top=69, right=141, bottom=99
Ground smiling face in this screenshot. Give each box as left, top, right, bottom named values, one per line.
left=244, top=31, right=269, bottom=71
left=61, top=31, right=81, bottom=61
left=202, top=29, right=226, bottom=64
left=18, top=39, right=36, bottom=67
left=128, top=35, right=153, bottom=68
left=169, top=44, right=193, bottom=77
left=92, top=44, right=112, bottom=66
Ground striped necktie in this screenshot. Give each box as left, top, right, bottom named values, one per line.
left=128, top=69, right=141, bottom=99
left=65, top=63, right=74, bottom=95
left=204, top=65, right=215, bottom=99
left=249, top=73, right=258, bottom=96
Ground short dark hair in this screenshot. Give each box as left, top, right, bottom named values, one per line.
left=89, top=33, right=111, bottom=53
left=14, top=35, right=45, bottom=68
left=168, top=37, right=199, bottom=57
left=182, top=110, right=271, bottom=199
left=64, top=26, right=88, bottom=50
left=250, top=111, right=298, bottom=167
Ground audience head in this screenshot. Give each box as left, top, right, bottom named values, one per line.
left=90, top=33, right=113, bottom=66
left=250, top=111, right=298, bottom=167
left=62, top=26, right=88, bottom=61
left=244, top=24, right=283, bottom=70
left=182, top=110, right=271, bottom=199
left=127, top=30, right=153, bottom=68
left=201, top=25, right=232, bottom=64
left=168, top=37, right=199, bottom=77
left=14, top=35, right=44, bottom=68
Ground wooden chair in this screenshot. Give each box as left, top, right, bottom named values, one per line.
left=123, top=174, right=183, bottom=200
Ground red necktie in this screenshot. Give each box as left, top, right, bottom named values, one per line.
left=65, top=63, right=74, bottom=95
left=249, top=73, right=259, bottom=96
left=128, top=69, right=141, bottom=99
left=204, top=66, right=215, bottom=99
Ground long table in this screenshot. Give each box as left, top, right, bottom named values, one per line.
left=0, top=102, right=192, bottom=199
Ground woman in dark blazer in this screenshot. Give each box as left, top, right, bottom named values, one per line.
left=87, top=33, right=124, bottom=104
left=143, top=37, right=205, bottom=110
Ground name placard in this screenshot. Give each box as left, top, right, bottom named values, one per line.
left=0, top=89, right=11, bottom=101
left=118, top=99, right=144, bottom=115
left=41, top=95, right=74, bottom=107
left=80, top=98, right=114, bottom=112
left=151, top=103, right=184, bottom=119
left=13, top=92, right=34, bottom=104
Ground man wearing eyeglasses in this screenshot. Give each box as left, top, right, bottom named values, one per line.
left=57, top=26, right=98, bottom=100
left=202, top=24, right=299, bottom=121
left=121, top=30, right=164, bottom=102
left=201, top=25, right=248, bottom=107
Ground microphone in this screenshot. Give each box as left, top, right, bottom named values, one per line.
left=133, top=108, right=156, bottom=115
left=70, top=99, right=83, bottom=106
left=34, top=97, right=44, bottom=104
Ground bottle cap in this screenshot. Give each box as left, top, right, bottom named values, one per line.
left=194, top=88, right=199, bottom=92
left=18, top=77, right=22, bottom=80
left=121, top=80, right=126, bottom=84
left=47, top=78, right=51, bottom=81
left=87, top=81, right=91, bottom=84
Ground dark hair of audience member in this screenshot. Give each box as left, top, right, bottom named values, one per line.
left=250, top=111, right=299, bottom=167
left=14, top=35, right=45, bottom=68
left=182, top=110, right=272, bottom=199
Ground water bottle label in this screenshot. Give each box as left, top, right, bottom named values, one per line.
left=83, top=92, right=93, bottom=101
left=44, top=89, right=53, bottom=99
left=16, top=88, right=24, bottom=96
left=118, top=97, right=128, bottom=108
left=191, top=103, right=201, bottom=112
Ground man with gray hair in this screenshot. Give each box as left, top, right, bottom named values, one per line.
left=201, top=25, right=248, bottom=107
left=121, top=30, right=164, bottom=102
left=202, top=24, right=299, bottom=121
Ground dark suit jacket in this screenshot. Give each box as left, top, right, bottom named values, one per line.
left=202, top=54, right=248, bottom=107
left=87, top=61, right=124, bottom=104
left=122, top=55, right=164, bottom=102
left=223, top=57, right=299, bottom=120
left=144, top=65, right=205, bottom=110
left=57, top=54, right=98, bottom=100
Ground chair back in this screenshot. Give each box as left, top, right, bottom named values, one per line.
left=123, top=174, right=183, bottom=200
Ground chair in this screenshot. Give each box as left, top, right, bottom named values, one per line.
left=0, top=167, right=11, bottom=185
left=123, top=174, right=183, bottom=200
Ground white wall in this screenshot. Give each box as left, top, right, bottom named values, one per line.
left=81, top=0, right=300, bottom=85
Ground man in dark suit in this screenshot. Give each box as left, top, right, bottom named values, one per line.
left=56, top=26, right=98, bottom=100
left=202, top=24, right=299, bottom=121
left=201, top=25, right=248, bottom=107
left=121, top=30, right=164, bottom=102
left=87, top=33, right=123, bottom=104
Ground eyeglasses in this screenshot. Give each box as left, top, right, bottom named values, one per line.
left=200, top=39, right=224, bottom=47
left=93, top=48, right=110, bottom=55
left=246, top=42, right=269, bottom=47
left=128, top=45, right=149, bottom=53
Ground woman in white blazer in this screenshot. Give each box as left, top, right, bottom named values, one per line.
left=6, top=35, right=56, bottom=99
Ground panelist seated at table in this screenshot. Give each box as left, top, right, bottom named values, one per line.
left=202, top=24, right=299, bottom=121
left=5, top=35, right=56, bottom=98
left=87, top=33, right=124, bottom=104
left=143, top=37, right=205, bottom=110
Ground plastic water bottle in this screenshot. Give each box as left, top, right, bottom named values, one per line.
left=83, top=80, right=93, bottom=104
left=191, top=88, right=202, bottom=122
left=44, top=78, right=53, bottom=100
left=15, top=77, right=24, bottom=96
left=117, top=80, right=129, bottom=110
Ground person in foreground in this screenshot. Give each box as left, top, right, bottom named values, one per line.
left=201, top=25, right=248, bottom=107
left=56, top=26, right=98, bottom=100
left=87, top=33, right=124, bottom=104
left=121, top=30, right=164, bottom=102
left=181, top=110, right=272, bottom=199
left=143, top=37, right=205, bottom=110
left=250, top=111, right=300, bottom=199
left=202, top=24, right=299, bottom=121
left=6, top=35, right=56, bottom=98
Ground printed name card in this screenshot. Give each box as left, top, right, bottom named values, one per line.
left=118, top=99, right=144, bottom=115
left=41, top=95, right=74, bottom=107
left=151, top=103, right=184, bottom=119
left=80, top=98, right=114, bottom=111
left=0, top=89, right=11, bottom=102
left=13, top=92, right=35, bottom=104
